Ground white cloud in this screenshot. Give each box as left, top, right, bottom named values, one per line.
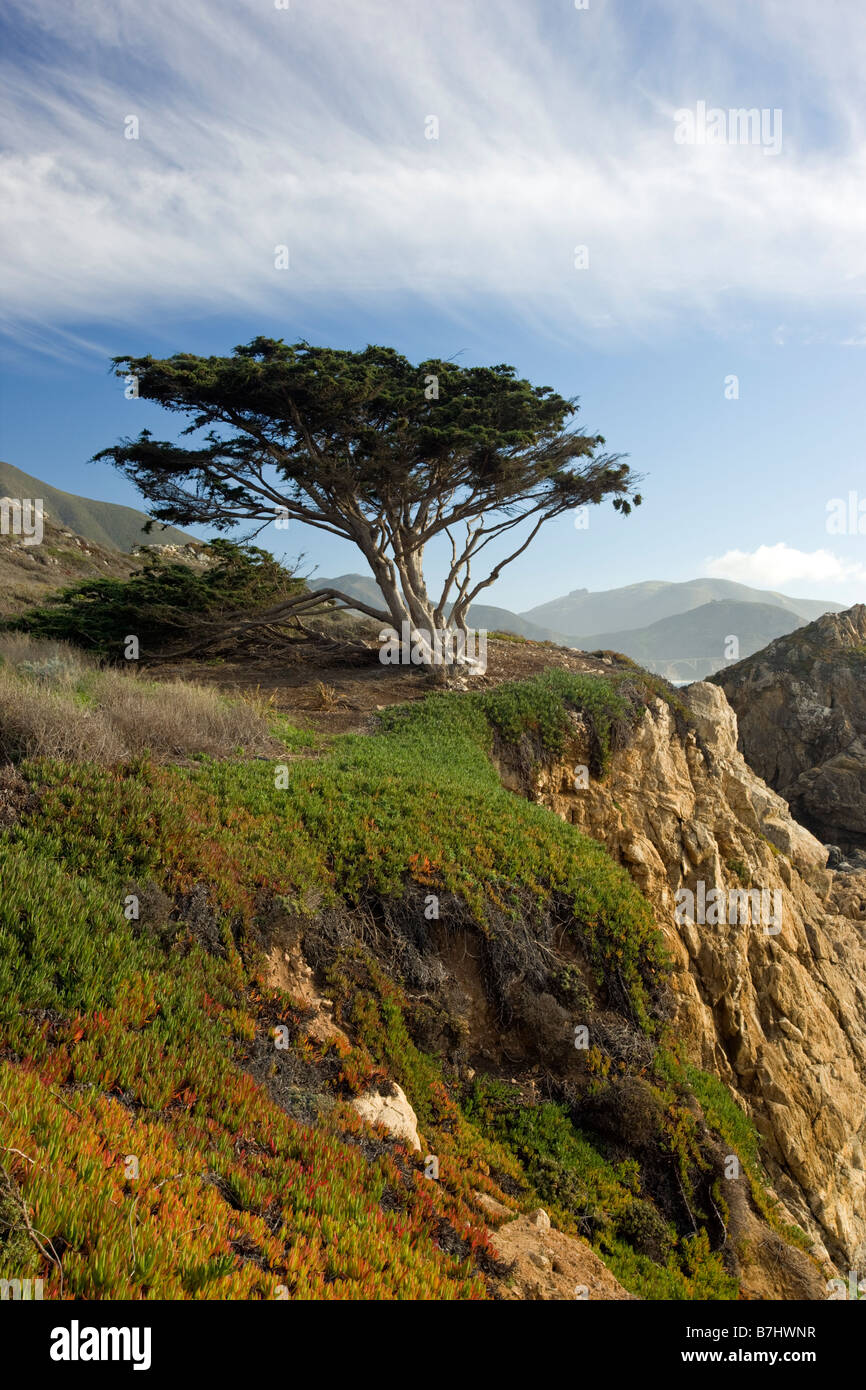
left=705, top=543, right=866, bottom=591
left=2, top=0, right=866, bottom=345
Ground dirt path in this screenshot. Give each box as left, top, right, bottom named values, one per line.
left=152, top=638, right=622, bottom=736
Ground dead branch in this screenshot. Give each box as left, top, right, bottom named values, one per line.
left=0, top=1161, right=64, bottom=1296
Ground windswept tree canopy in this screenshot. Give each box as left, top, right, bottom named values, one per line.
left=95, top=339, right=641, bottom=668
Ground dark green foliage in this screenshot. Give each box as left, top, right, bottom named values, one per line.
left=462, top=1076, right=735, bottom=1298
left=480, top=668, right=638, bottom=774
left=463, top=1076, right=639, bottom=1232
left=93, top=340, right=640, bottom=528
left=380, top=665, right=687, bottom=777
left=654, top=1052, right=812, bottom=1251
left=7, top=541, right=301, bottom=658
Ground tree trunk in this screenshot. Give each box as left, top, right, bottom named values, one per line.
left=356, top=523, right=484, bottom=678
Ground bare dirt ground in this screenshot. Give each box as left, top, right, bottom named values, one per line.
left=152, top=638, right=625, bottom=736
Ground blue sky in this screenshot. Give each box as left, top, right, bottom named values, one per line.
left=1, top=0, right=865, bottom=611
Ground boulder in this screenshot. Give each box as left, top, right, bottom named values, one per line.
left=351, top=1082, right=422, bottom=1152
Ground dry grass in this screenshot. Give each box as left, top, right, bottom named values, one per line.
left=0, top=632, right=99, bottom=682
left=0, top=635, right=282, bottom=764
left=311, top=681, right=350, bottom=711
left=236, top=684, right=280, bottom=718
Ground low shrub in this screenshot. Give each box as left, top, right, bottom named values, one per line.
left=6, top=540, right=302, bottom=659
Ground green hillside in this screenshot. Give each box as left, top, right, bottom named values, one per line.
left=0, top=649, right=797, bottom=1300
left=0, top=460, right=197, bottom=553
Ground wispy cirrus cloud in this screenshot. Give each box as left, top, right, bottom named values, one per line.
left=2, top=0, right=865, bottom=347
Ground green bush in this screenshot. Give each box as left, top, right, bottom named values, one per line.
left=7, top=540, right=301, bottom=658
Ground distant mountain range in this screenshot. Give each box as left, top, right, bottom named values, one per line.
left=307, top=574, right=564, bottom=642
left=0, top=461, right=196, bottom=552
left=311, top=572, right=848, bottom=680
left=580, top=600, right=804, bottom=681
left=522, top=577, right=843, bottom=637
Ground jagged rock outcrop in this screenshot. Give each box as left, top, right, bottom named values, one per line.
left=495, top=681, right=866, bottom=1272
left=713, top=605, right=866, bottom=853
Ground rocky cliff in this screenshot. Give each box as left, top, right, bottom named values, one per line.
left=495, top=680, right=866, bottom=1274
left=713, top=605, right=866, bottom=856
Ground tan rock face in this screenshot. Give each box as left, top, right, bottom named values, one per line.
left=496, top=682, right=866, bottom=1271
left=489, top=1211, right=635, bottom=1301
left=263, top=940, right=350, bottom=1047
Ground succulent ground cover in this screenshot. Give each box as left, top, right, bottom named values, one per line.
left=0, top=659, right=800, bottom=1298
